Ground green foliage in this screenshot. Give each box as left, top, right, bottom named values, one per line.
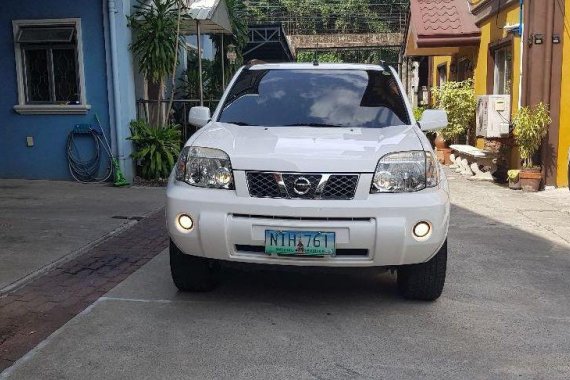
left=128, top=120, right=181, bottom=180
left=244, top=0, right=407, bottom=34
left=507, top=169, right=520, bottom=181
left=413, top=106, right=426, bottom=121
left=128, top=0, right=183, bottom=84
left=296, top=49, right=400, bottom=65
left=431, top=80, right=476, bottom=142
left=297, top=51, right=343, bottom=63
left=244, top=0, right=404, bottom=65
left=512, top=102, right=551, bottom=168
left=179, top=50, right=218, bottom=100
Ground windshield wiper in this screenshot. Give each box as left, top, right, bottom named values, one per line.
left=283, top=122, right=346, bottom=128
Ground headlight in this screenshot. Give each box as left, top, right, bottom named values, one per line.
left=175, top=146, right=234, bottom=189
left=371, top=151, right=439, bottom=193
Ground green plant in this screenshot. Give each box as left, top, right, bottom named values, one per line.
left=128, top=120, right=181, bottom=179
left=507, top=169, right=520, bottom=182
left=512, top=102, right=551, bottom=168
left=413, top=106, right=426, bottom=121
left=431, top=79, right=476, bottom=142
left=179, top=51, right=218, bottom=100
left=128, top=0, right=184, bottom=126
left=297, top=51, right=344, bottom=63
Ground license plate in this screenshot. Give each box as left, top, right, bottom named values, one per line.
left=264, top=230, right=336, bottom=256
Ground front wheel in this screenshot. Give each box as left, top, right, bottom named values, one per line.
left=170, top=239, right=220, bottom=292
left=397, top=240, right=447, bottom=301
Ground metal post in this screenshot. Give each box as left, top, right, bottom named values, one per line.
left=221, top=33, right=226, bottom=90
left=197, top=20, right=204, bottom=106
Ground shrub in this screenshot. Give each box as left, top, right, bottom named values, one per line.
left=128, top=120, right=181, bottom=179
left=431, top=79, right=476, bottom=142
left=507, top=169, right=520, bottom=181
left=413, top=106, right=426, bottom=121
left=512, top=102, right=551, bottom=168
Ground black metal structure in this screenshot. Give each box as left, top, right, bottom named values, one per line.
left=243, top=23, right=294, bottom=62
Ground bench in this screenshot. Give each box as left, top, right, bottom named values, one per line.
left=449, top=144, right=498, bottom=181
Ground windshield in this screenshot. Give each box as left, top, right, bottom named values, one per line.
left=217, top=68, right=410, bottom=128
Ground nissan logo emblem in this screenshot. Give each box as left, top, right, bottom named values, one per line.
left=293, top=177, right=311, bottom=195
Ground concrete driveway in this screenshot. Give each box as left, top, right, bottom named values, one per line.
left=0, top=180, right=164, bottom=291
left=2, top=175, right=570, bottom=379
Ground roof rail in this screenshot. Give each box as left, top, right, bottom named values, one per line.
left=246, top=59, right=267, bottom=67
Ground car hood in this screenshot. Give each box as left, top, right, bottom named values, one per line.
left=189, top=122, right=423, bottom=173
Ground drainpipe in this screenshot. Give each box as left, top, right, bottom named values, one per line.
left=518, top=0, right=524, bottom=109
left=543, top=0, right=555, bottom=103
left=108, top=0, right=126, bottom=174
left=221, top=33, right=225, bottom=90
left=197, top=20, right=204, bottom=106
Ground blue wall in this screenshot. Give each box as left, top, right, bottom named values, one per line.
left=0, top=0, right=112, bottom=180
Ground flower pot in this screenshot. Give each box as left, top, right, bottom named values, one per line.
left=508, top=178, right=522, bottom=190
left=440, top=147, right=453, bottom=165
left=519, top=168, right=542, bottom=192
left=434, top=134, right=447, bottom=150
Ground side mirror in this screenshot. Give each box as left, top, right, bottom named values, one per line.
left=418, top=109, right=448, bottom=132
left=188, top=106, right=211, bottom=128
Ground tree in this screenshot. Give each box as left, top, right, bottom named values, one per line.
left=431, top=80, right=477, bottom=143
left=242, top=0, right=409, bottom=64
left=128, top=0, right=184, bottom=126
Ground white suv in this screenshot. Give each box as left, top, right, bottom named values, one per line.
left=167, top=63, right=450, bottom=300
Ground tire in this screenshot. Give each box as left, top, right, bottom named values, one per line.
left=397, top=240, right=447, bottom=301
left=169, top=239, right=220, bottom=292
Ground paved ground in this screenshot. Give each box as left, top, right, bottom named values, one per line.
left=0, top=180, right=164, bottom=291
left=2, top=173, right=570, bottom=379
left=0, top=210, right=167, bottom=371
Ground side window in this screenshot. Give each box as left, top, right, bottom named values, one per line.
left=437, top=64, right=447, bottom=86
left=12, top=19, right=88, bottom=114
left=493, top=46, right=512, bottom=95
left=457, top=58, right=471, bottom=81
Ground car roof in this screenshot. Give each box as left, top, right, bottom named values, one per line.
left=247, top=62, right=388, bottom=71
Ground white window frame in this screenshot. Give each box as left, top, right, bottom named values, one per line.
left=493, top=46, right=512, bottom=95
left=12, top=18, right=90, bottom=115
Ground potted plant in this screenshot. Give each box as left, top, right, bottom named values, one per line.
left=431, top=80, right=476, bottom=165
left=127, top=120, right=181, bottom=184
left=512, top=102, right=551, bottom=192
left=507, top=169, right=521, bottom=190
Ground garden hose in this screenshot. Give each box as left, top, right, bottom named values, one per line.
left=66, top=115, right=129, bottom=186
left=66, top=125, right=113, bottom=183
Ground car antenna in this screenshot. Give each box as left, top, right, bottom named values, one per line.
left=313, top=43, right=319, bottom=66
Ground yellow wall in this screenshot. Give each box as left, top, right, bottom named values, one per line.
left=431, top=2, right=521, bottom=104
left=557, top=0, right=570, bottom=187
left=473, top=3, right=521, bottom=111
left=430, top=4, right=522, bottom=162
left=431, top=56, right=451, bottom=86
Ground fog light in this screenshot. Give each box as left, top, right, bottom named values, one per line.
left=413, top=221, right=431, bottom=238
left=178, top=214, right=194, bottom=231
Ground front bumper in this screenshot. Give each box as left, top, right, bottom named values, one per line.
left=167, top=172, right=450, bottom=267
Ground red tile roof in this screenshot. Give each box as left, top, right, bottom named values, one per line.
left=409, top=0, right=480, bottom=48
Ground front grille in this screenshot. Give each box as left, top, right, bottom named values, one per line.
left=282, top=174, right=322, bottom=199
left=321, top=175, right=359, bottom=200
left=232, top=214, right=373, bottom=222
left=247, top=172, right=281, bottom=198
left=235, top=245, right=368, bottom=257
left=246, top=172, right=359, bottom=200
